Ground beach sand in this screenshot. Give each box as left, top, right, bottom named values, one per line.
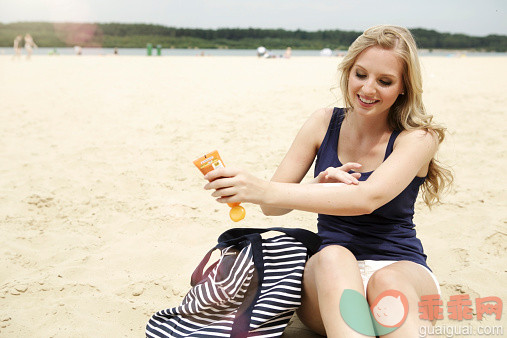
left=0, top=54, right=505, bottom=337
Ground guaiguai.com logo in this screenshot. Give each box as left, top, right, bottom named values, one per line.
left=340, top=289, right=409, bottom=336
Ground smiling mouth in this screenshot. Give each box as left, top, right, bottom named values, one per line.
left=358, top=95, right=379, bottom=105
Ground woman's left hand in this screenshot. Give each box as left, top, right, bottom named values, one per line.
left=204, top=167, right=269, bottom=205
left=315, top=162, right=362, bottom=185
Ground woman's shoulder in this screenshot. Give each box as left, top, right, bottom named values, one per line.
left=309, top=107, right=338, bottom=128
left=397, top=128, right=438, bottom=142
left=395, top=128, right=439, bottom=153
left=297, top=107, right=338, bottom=151
left=312, top=106, right=334, bottom=117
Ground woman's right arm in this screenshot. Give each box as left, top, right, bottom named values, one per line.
left=260, top=108, right=333, bottom=216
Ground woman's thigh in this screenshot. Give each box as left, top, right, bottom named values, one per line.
left=296, top=245, right=364, bottom=336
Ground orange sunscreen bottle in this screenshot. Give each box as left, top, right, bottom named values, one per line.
left=193, top=150, right=246, bottom=222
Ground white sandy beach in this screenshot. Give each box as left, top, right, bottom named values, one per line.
left=0, top=54, right=506, bottom=337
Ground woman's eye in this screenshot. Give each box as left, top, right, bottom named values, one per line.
left=355, top=72, right=366, bottom=79
left=379, top=79, right=392, bottom=86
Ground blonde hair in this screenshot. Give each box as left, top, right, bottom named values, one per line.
left=339, top=25, right=452, bottom=206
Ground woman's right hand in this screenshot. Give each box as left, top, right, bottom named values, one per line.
left=314, top=162, right=362, bottom=185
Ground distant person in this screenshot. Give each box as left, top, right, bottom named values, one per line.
left=256, top=46, right=266, bottom=57
left=284, top=47, right=292, bottom=58
left=13, top=35, right=22, bottom=59
left=263, top=51, right=278, bottom=59
left=320, top=48, right=333, bottom=57
left=74, top=46, right=82, bottom=55
left=24, top=34, right=37, bottom=59
left=114, top=47, right=119, bottom=55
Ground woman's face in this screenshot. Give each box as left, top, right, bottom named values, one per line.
left=348, top=46, right=404, bottom=118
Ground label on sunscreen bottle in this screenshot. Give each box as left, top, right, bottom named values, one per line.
left=193, top=150, right=225, bottom=175
left=193, top=150, right=246, bottom=222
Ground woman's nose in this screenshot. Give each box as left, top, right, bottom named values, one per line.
left=362, top=79, right=376, bottom=95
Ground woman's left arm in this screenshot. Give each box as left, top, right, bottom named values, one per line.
left=354, top=129, right=438, bottom=210
left=204, top=129, right=438, bottom=216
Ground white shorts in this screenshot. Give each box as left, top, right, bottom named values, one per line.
left=357, top=260, right=441, bottom=295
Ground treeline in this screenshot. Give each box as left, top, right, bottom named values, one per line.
left=1, top=22, right=506, bottom=52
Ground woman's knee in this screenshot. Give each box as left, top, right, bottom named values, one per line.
left=368, top=265, right=407, bottom=290
left=308, top=245, right=364, bottom=296
left=366, top=266, right=412, bottom=309
left=314, top=245, right=357, bottom=270
left=368, top=266, right=403, bottom=289
left=366, top=262, right=425, bottom=302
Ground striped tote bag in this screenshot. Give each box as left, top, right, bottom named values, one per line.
left=146, top=227, right=321, bottom=337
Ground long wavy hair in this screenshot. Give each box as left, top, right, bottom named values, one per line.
left=339, top=25, right=453, bottom=206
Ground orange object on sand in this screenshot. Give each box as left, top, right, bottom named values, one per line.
left=193, top=150, right=246, bottom=222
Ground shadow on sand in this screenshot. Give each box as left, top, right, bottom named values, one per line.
left=283, top=315, right=324, bottom=337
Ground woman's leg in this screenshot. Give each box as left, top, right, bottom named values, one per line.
left=297, top=245, right=367, bottom=337
left=366, top=261, right=439, bottom=337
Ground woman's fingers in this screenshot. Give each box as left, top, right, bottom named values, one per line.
left=211, top=187, right=237, bottom=199
left=204, top=176, right=236, bottom=191
left=202, top=167, right=269, bottom=205
left=331, top=172, right=359, bottom=184
left=314, top=171, right=328, bottom=183
left=203, top=167, right=256, bottom=203
left=204, top=176, right=240, bottom=203
left=339, top=162, right=362, bottom=172
left=204, top=167, right=238, bottom=182
left=321, top=164, right=362, bottom=185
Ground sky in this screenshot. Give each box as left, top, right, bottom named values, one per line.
left=0, top=0, right=505, bottom=37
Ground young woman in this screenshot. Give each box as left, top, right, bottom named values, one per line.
left=204, top=25, right=452, bottom=337
left=24, top=33, right=37, bottom=59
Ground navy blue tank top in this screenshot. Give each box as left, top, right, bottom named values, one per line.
left=315, top=108, right=430, bottom=270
